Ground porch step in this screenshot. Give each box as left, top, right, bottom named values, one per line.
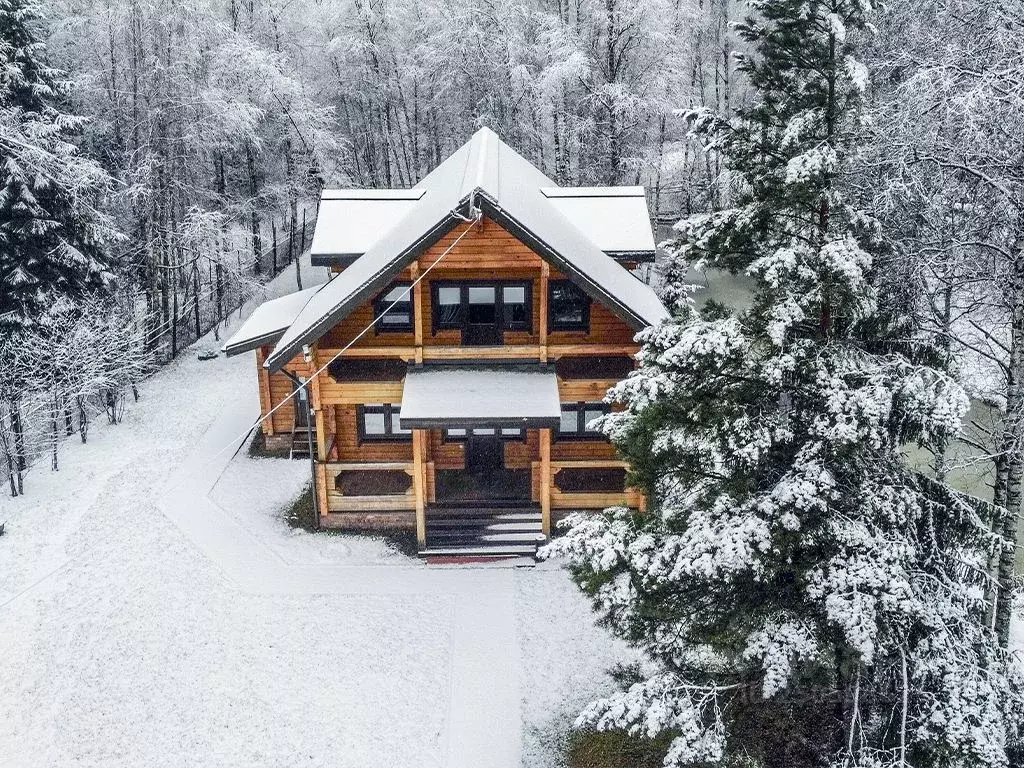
left=428, top=509, right=540, bottom=523
left=420, top=544, right=541, bottom=558
left=289, top=425, right=318, bottom=460
left=422, top=504, right=546, bottom=558
left=428, top=517, right=542, bottom=531
left=428, top=507, right=540, bottom=520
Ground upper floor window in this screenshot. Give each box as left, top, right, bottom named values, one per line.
left=431, top=281, right=532, bottom=343
left=357, top=403, right=411, bottom=442
left=558, top=401, right=608, bottom=439
left=549, top=280, right=591, bottom=332
left=374, top=282, right=413, bottom=332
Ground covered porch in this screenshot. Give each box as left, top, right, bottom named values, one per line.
left=311, top=364, right=643, bottom=553
left=400, top=365, right=558, bottom=552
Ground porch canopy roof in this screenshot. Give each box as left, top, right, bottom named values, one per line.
left=399, top=365, right=560, bottom=429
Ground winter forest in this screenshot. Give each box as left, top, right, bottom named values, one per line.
left=2, top=0, right=1024, bottom=766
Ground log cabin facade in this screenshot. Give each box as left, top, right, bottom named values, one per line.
left=224, top=128, right=669, bottom=556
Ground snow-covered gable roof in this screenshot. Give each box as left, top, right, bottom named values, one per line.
left=541, top=187, right=656, bottom=259
left=263, top=128, right=669, bottom=372
left=222, top=286, right=320, bottom=357
left=310, top=189, right=425, bottom=267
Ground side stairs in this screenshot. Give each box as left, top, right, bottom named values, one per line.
left=420, top=501, right=546, bottom=558
left=289, top=424, right=317, bottom=460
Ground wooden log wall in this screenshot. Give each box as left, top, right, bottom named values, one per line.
left=260, top=348, right=313, bottom=436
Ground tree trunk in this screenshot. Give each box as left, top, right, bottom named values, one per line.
left=272, top=220, right=278, bottom=274
left=78, top=394, right=89, bottom=443
left=995, top=245, right=1024, bottom=646
left=247, top=143, right=262, bottom=276
left=63, top=394, right=73, bottom=437
left=285, top=138, right=303, bottom=290
left=171, top=261, right=179, bottom=358
left=192, top=262, right=202, bottom=342
left=11, top=399, right=24, bottom=495
left=50, top=391, right=59, bottom=471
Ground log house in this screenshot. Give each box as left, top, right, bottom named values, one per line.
left=224, top=128, right=669, bottom=556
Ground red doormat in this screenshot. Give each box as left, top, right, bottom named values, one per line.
left=424, top=555, right=524, bottom=565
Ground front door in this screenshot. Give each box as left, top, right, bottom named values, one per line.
left=465, top=285, right=500, bottom=345
left=466, top=431, right=503, bottom=475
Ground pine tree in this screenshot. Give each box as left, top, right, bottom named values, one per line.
left=545, top=3, right=1024, bottom=767
left=0, top=0, right=112, bottom=332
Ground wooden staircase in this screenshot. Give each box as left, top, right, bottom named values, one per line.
left=289, top=424, right=317, bottom=460
left=420, top=501, right=546, bottom=558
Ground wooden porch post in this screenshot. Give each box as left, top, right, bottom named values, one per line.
left=412, top=262, right=424, bottom=365
left=308, top=348, right=327, bottom=461
left=540, top=427, right=552, bottom=537
left=539, top=262, right=550, bottom=364
left=413, top=428, right=426, bottom=547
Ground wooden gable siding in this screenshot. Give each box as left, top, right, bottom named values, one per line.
left=316, top=216, right=639, bottom=357
left=318, top=265, right=416, bottom=349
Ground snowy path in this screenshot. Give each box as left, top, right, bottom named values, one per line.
left=0, top=260, right=627, bottom=768
left=153, top=368, right=524, bottom=767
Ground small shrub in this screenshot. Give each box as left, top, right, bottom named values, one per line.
left=283, top=483, right=419, bottom=557
left=566, top=729, right=674, bottom=768
left=286, top=484, right=317, bottom=531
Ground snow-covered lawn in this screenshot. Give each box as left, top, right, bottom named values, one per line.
left=0, top=277, right=630, bottom=768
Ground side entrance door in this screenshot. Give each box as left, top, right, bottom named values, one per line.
left=292, top=378, right=309, bottom=427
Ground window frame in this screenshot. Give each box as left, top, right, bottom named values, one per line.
left=548, top=279, right=591, bottom=332
left=430, top=280, right=532, bottom=336
left=442, top=426, right=526, bottom=443
left=356, top=403, right=412, bottom=443
left=556, top=401, right=609, bottom=441
left=373, top=281, right=414, bottom=333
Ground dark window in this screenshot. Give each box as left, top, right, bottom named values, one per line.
left=357, top=403, right=411, bottom=442
left=555, top=356, right=634, bottom=380
left=435, top=285, right=462, bottom=328
left=373, top=282, right=413, bottom=332
left=467, top=286, right=497, bottom=325
left=443, top=426, right=525, bottom=442
left=558, top=402, right=609, bottom=440
left=431, top=281, right=532, bottom=336
left=335, top=470, right=412, bottom=496
left=549, top=280, right=591, bottom=332
left=328, top=359, right=407, bottom=382
left=502, top=285, right=529, bottom=329
left=554, top=467, right=626, bottom=493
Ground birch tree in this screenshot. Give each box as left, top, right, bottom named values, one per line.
left=863, top=0, right=1024, bottom=646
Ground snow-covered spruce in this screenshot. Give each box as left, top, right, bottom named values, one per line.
left=542, top=2, right=1024, bottom=768
left=0, top=0, right=115, bottom=334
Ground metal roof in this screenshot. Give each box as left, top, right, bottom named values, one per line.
left=221, top=286, right=320, bottom=357
left=540, top=187, right=656, bottom=259
left=399, top=365, right=561, bottom=429
left=310, top=190, right=425, bottom=266
left=263, top=128, right=669, bottom=372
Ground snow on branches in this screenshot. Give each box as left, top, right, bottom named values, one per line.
left=543, top=2, right=1024, bottom=767
left=0, top=296, right=152, bottom=496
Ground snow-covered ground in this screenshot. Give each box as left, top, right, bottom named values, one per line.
left=0, top=259, right=631, bottom=768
